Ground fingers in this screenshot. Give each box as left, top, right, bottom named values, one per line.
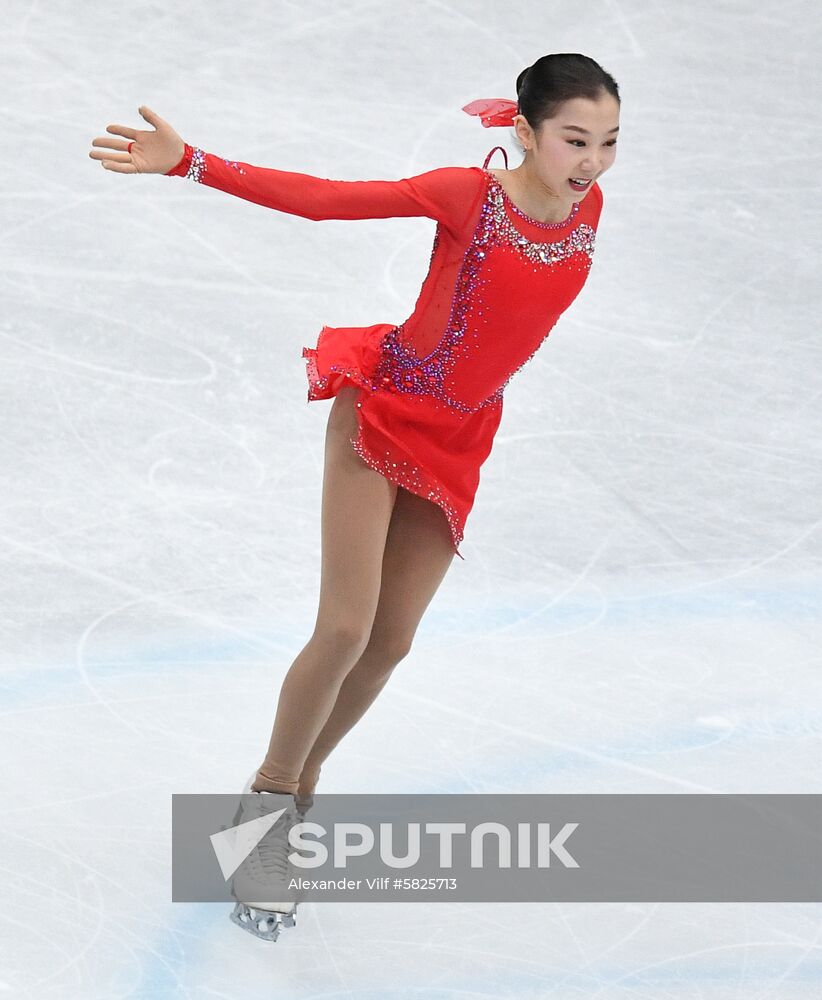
left=106, top=123, right=138, bottom=140
left=91, top=136, right=130, bottom=151
left=91, top=106, right=172, bottom=175
left=89, top=149, right=132, bottom=164
left=138, top=105, right=164, bottom=129
left=101, top=161, right=138, bottom=174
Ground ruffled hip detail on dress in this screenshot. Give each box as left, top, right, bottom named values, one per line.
left=301, top=322, right=392, bottom=401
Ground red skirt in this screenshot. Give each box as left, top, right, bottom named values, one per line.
left=302, top=323, right=503, bottom=560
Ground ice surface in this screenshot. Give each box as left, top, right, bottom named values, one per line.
left=1, top=0, right=821, bottom=996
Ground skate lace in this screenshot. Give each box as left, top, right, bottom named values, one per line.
left=246, top=795, right=296, bottom=879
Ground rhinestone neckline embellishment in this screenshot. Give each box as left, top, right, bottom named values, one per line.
left=482, top=170, right=580, bottom=230
left=485, top=182, right=596, bottom=268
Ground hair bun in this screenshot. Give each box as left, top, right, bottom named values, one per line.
left=513, top=53, right=620, bottom=134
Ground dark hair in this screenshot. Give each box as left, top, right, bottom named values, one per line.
left=516, top=54, right=620, bottom=136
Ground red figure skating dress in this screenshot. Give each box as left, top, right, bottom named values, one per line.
left=166, top=145, right=604, bottom=559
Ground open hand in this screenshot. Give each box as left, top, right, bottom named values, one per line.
left=89, top=106, right=185, bottom=175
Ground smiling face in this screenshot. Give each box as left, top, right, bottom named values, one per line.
left=513, top=92, right=620, bottom=208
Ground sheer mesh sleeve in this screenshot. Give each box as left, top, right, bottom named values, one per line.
left=165, top=143, right=483, bottom=242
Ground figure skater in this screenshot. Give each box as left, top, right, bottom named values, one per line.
left=89, top=53, right=620, bottom=941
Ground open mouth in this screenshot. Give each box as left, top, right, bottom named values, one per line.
left=568, top=177, right=593, bottom=192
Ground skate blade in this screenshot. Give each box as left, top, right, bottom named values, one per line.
left=230, top=902, right=297, bottom=941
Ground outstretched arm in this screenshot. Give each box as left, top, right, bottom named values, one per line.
left=165, top=142, right=474, bottom=232
left=89, top=107, right=482, bottom=240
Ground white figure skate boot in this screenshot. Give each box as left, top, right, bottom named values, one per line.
left=228, top=772, right=304, bottom=942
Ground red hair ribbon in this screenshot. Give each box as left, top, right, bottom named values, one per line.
left=461, top=98, right=518, bottom=127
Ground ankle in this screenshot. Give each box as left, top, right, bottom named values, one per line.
left=252, top=768, right=299, bottom=796
left=296, top=766, right=321, bottom=798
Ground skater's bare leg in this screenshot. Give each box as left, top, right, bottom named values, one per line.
left=252, top=386, right=397, bottom=794
left=296, top=482, right=456, bottom=799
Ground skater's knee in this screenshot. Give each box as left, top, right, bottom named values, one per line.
left=368, top=632, right=414, bottom=667
left=352, top=631, right=414, bottom=685
left=311, top=619, right=372, bottom=663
